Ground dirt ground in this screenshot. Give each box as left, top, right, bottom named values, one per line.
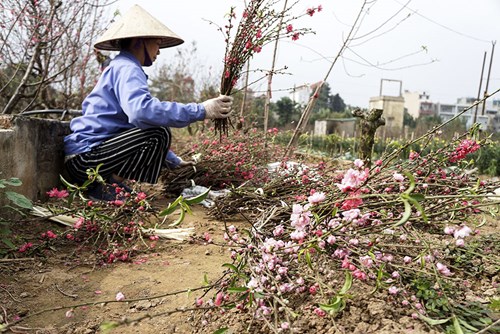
left=0, top=193, right=497, bottom=334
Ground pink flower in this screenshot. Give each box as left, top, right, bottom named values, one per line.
left=436, top=262, right=453, bottom=276
left=354, top=159, right=364, bottom=168
left=318, top=5, right=323, bottom=12
left=388, top=286, right=399, bottom=295
left=292, top=33, right=300, bottom=41
left=409, top=151, right=420, bottom=160
left=444, top=226, right=455, bottom=235
left=74, top=217, right=84, bottom=229
left=453, top=225, right=472, bottom=239
left=455, top=238, right=465, bottom=247
left=18, top=242, right=33, bottom=253
left=214, top=292, right=224, bottom=306
left=65, top=309, right=74, bottom=318
left=135, top=192, right=147, bottom=201
left=115, top=292, right=125, bottom=301
left=403, top=256, right=412, bottom=264
left=45, top=230, right=57, bottom=239
left=46, top=188, right=69, bottom=198
left=336, top=168, right=369, bottom=193
left=308, top=191, right=326, bottom=204
left=353, top=269, right=367, bottom=280
left=342, top=208, right=360, bottom=222
left=359, top=255, right=373, bottom=268
left=314, top=307, right=326, bottom=317
left=306, top=8, right=316, bottom=16
left=196, top=298, right=203, bottom=307
left=286, top=24, right=293, bottom=33
left=393, top=172, right=404, bottom=182
left=290, top=204, right=311, bottom=230
left=273, top=225, right=284, bottom=237
left=281, top=322, right=290, bottom=330
left=327, top=235, right=336, bottom=245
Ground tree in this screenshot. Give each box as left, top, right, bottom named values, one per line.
left=311, top=82, right=333, bottom=114
left=0, top=0, right=111, bottom=114
left=331, top=93, right=346, bottom=112
left=274, top=96, right=299, bottom=128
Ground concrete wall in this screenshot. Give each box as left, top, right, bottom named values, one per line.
left=0, top=115, right=70, bottom=202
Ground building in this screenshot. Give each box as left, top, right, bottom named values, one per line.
left=314, top=118, right=357, bottom=137
left=436, top=97, right=498, bottom=130
left=369, top=79, right=405, bottom=137
left=403, top=90, right=435, bottom=119
left=289, top=81, right=323, bottom=106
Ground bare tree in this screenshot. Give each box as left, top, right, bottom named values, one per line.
left=0, top=0, right=113, bottom=114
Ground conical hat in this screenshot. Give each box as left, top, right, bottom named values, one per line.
left=94, top=4, right=184, bottom=51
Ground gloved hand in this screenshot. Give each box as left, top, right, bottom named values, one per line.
left=202, top=95, right=233, bottom=119
left=178, top=158, right=196, bottom=168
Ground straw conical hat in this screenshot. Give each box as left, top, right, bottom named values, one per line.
left=94, top=4, right=184, bottom=51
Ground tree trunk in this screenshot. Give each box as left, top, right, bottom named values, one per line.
left=353, top=108, right=385, bottom=167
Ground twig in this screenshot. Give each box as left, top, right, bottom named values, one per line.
left=475, top=318, right=500, bottom=334
left=54, top=284, right=78, bottom=299
left=0, top=286, right=21, bottom=303
left=0, top=258, right=35, bottom=263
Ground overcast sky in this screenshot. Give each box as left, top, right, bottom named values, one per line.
left=111, top=0, right=500, bottom=108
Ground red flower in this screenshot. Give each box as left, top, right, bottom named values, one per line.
left=292, top=33, right=300, bottom=41
left=307, top=8, right=316, bottom=16
left=318, top=5, right=323, bottom=12
left=286, top=24, right=293, bottom=33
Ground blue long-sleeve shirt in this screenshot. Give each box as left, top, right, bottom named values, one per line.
left=64, top=51, right=206, bottom=167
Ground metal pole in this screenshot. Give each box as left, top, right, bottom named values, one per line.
left=481, top=41, right=496, bottom=116
left=472, top=51, right=487, bottom=124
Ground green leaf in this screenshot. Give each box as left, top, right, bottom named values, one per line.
left=452, top=315, right=464, bottom=334
left=417, top=314, right=450, bottom=326
left=184, top=188, right=210, bottom=205
left=100, top=321, right=119, bottom=333
left=5, top=191, right=33, bottom=209
left=403, top=171, right=416, bottom=193
left=3, top=178, right=22, bottom=187
left=60, top=175, right=79, bottom=189
left=304, top=249, right=313, bottom=270
left=319, top=296, right=345, bottom=314
left=227, top=287, right=248, bottom=293
left=394, top=199, right=411, bottom=227
left=159, top=196, right=183, bottom=216
left=2, top=238, right=15, bottom=249
left=168, top=208, right=186, bottom=227
left=458, top=318, right=478, bottom=331
left=222, top=263, right=238, bottom=273
left=339, top=271, right=353, bottom=295
left=408, top=193, right=425, bottom=202
left=331, top=206, right=338, bottom=217
left=211, top=328, right=229, bottom=334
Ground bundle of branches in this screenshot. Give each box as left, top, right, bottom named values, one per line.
left=161, top=128, right=289, bottom=196
left=194, top=127, right=500, bottom=333
left=215, top=0, right=317, bottom=137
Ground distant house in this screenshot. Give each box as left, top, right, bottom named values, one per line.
left=403, top=91, right=435, bottom=119
left=289, top=81, right=323, bottom=106
left=314, top=118, right=357, bottom=137
left=369, top=79, right=405, bottom=137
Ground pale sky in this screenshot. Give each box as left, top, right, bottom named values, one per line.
left=110, top=0, right=500, bottom=108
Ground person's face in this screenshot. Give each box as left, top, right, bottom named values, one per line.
left=144, top=38, right=161, bottom=63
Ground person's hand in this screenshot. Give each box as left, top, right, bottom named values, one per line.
left=202, top=95, right=233, bottom=119
left=178, top=158, right=196, bottom=168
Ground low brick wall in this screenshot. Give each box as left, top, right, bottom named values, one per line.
left=0, top=115, right=70, bottom=203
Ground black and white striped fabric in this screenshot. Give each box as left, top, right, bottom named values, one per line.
left=65, top=127, right=171, bottom=185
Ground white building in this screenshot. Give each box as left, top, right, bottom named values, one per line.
left=403, top=91, right=434, bottom=119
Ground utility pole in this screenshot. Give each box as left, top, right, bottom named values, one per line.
left=481, top=41, right=496, bottom=116
left=472, top=51, right=487, bottom=124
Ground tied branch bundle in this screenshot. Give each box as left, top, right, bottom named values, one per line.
left=215, top=0, right=318, bottom=137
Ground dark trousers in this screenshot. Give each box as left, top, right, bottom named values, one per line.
left=65, top=127, right=171, bottom=185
